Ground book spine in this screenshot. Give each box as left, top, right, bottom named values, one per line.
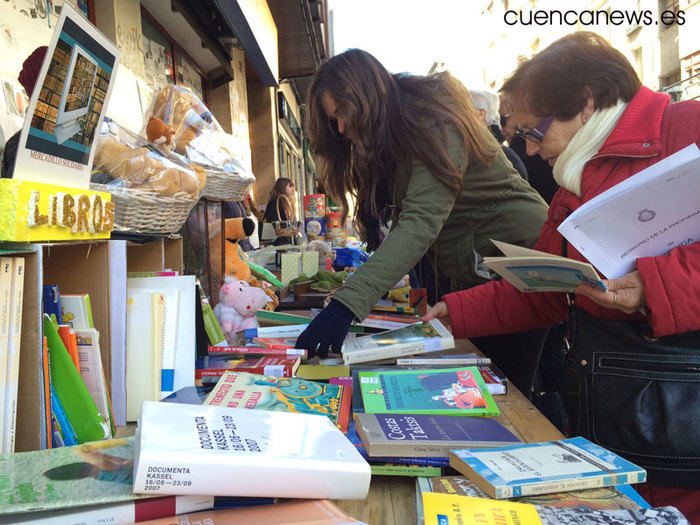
left=207, top=346, right=307, bottom=359
left=196, top=364, right=292, bottom=381
left=196, top=280, right=227, bottom=346
left=42, top=337, right=52, bottom=449
left=0, top=257, right=13, bottom=452
left=396, top=358, right=491, bottom=366
left=499, top=472, right=647, bottom=499
left=85, top=294, right=94, bottom=328
left=244, top=324, right=309, bottom=340
left=133, top=454, right=369, bottom=499
left=50, top=383, right=78, bottom=446
left=344, top=340, right=453, bottom=364
left=369, top=464, right=442, bottom=476
left=3, top=257, right=24, bottom=453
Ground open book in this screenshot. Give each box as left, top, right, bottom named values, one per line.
left=484, top=240, right=605, bottom=293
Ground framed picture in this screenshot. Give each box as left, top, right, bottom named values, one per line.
left=54, top=45, right=98, bottom=143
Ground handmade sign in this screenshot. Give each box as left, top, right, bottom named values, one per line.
left=0, top=179, right=113, bottom=241
left=12, top=3, right=120, bottom=189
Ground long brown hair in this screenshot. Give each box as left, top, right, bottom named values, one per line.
left=266, top=177, right=294, bottom=221
left=307, top=49, right=498, bottom=250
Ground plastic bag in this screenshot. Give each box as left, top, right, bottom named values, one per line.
left=92, top=119, right=204, bottom=197
left=143, top=86, right=253, bottom=185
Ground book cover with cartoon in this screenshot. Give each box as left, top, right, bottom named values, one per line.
left=358, top=367, right=499, bottom=417
left=203, top=371, right=348, bottom=428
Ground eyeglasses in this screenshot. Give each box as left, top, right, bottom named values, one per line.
left=515, top=115, right=555, bottom=144
left=500, top=114, right=511, bottom=128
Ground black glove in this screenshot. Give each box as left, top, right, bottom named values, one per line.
left=296, top=299, right=354, bottom=358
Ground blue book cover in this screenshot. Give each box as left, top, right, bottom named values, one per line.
left=450, top=436, right=647, bottom=499
left=49, top=384, right=77, bottom=446
left=346, top=422, right=449, bottom=467
left=355, top=413, right=520, bottom=458
left=42, top=285, right=63, bottom=325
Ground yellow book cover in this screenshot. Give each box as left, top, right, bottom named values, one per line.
left=422, top=492, right=542, bottom=525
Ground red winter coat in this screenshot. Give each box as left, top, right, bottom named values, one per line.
left=444, top=87, right=700, bottom=339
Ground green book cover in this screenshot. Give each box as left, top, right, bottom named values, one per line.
left=370, top=463, right=443, bottom=477
left=359, top=367, right=499, bottom=417
left=43, top=315, right=108, bottom=443
left=0, top=437, right=151, bottom=514
left=196, top=279, right=226, bottom=346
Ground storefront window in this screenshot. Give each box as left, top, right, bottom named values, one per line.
left=176, top=54, right=205, bottom=101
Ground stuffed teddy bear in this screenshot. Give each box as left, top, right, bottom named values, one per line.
left=93, top=136, right=203, bottom=197
left=213, top=279, right=270, bottom=342
left=306, top=239, right=334, bottom=268
left=147, top=85, right=214, bottom=156
left=145, top=116, right=174, bottom=150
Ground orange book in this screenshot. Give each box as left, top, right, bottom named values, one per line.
left=139, top=500, right=362, bottom=524
left=57, top=325, right=79, bottom=370
left=42, top=337, right=52, bottom=449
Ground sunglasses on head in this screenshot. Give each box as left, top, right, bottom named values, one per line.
left=515, top=115, right=555, bottom=144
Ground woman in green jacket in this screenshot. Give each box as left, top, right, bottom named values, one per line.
left=297, top=49, right=548, bottom=360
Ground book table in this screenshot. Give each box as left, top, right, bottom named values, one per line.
left=334, top=336, right=565, bottom=525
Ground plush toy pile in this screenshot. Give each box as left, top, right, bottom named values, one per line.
left=92, top=120, right=205, bottom=198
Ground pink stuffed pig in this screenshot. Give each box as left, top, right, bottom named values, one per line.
left=213, top=279, right=270, bottom=343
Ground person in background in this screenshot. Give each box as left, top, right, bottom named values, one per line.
left=424, top=32, right=700, bottom=520
left=296, top=49, right=549, bottom=397
left=242, top=193, right=263, bottom=249
left=1, top=46, right=47, bottom=178
left=263, top=177, right=296, bottom=246
left=470, top=89, right=528, bottom=181
left=500, top=96, right=558, bottom=204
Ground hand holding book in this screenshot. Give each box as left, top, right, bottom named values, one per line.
left=574, top=270, right=646, bottom=315
left=421, top=301, right=452, bottom=332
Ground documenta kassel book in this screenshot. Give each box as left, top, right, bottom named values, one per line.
left=133, top=401, right=371, bottom=499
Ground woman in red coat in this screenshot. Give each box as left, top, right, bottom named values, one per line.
left=425, top=32, right=700, bottom=519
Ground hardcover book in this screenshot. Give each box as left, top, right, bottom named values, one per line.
left=371, top=464, right=444, bottom=477
left=355, top=413, right=519, bottom=458
left=132, top=402, right=371, bottom=499
left=429, top=476, right=649, bottom=510
left=203, top=371, right=351, bottom=431
left=296, top=364, right=350, bottom=381
left=252, top=337, right=298, bottom=349
left=478, top=364, right=508, bottom=395
left=342, top=319, right=454, bottom=364
left=0, top=438, right=150, bottom=515
left=195, top=355, right=301, bottom=385
left=449, top=437, right=646, bottom=499
left=359, top=367, right=499, bottom=417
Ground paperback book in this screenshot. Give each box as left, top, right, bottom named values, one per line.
left=132, top=402, right=371, bottom=499
left=203, top=371, right=351, bottom=431
left=484, top=240, right=605, bottom=293
left=0, top=438, right=150, bottom=515
left=429, top=476, right=649, bottom=510
left=342, top=319, right=454, bottom=364
left=396, top=354, right=491, bottom=367
left=359, top=367, right=499, bottom=417
left=355, top=413, right=519, bottom=458
left=479, top=364, right=508, bottom=395
left=296, top=363, right=350, bottom=381
left=346, top=421, right=450, bottom=468
left=449, top=437, right=646, bottom=499
left=252, top=337, right=298, bottom=349
left=195, top=355, right=301, bottom=385
left=207, top=346, right=308, bottom=359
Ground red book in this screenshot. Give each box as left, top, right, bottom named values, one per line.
left=208, top=345, right=307, bottom=359
left=195, top=355, right=301, bottom=385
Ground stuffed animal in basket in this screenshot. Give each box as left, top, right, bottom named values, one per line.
left=93, top=137, right=204, bottom=197
left=147, top=85, right=214, bottom=156
left=213, top=279, right=270, bottom=342
left=145, top=117, right=175, bottom=150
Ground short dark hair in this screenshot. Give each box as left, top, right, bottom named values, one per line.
left=500, top=32, right=641, bottom=120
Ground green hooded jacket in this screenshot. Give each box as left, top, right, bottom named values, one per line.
left=332, top=127, right=549, bottom=321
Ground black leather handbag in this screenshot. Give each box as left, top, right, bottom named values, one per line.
left=565, top=304, right=700, bottom=488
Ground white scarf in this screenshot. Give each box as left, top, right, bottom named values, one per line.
left=553, top=100, right=628, bottom=197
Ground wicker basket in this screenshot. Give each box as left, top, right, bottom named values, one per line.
left=91, top=183, right=198, bottom=234
left=201, top=166, right=255, bottom=201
